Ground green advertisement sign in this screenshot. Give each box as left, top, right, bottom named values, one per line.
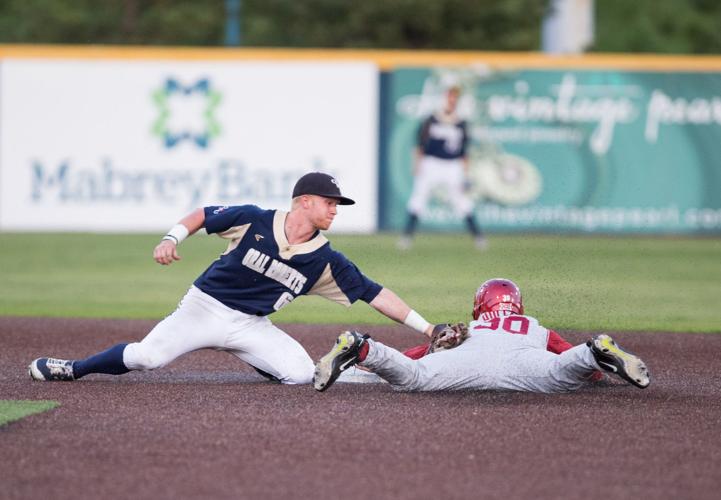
left=383, top=67, right=721, bottom=233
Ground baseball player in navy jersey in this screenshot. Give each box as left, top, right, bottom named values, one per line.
left=399, top=85, right=486, bottom=250
left=28, top=172, right=439, bottom=384
left=314, top=278, right=651, bottom=393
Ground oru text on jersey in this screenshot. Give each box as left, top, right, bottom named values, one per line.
left=193, top=205, right=382, bottom=316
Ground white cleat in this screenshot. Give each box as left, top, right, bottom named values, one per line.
left=474, top=236, right=488, bottom=250
left=397, top=236, right=412, bottom=251
left=28, top=357, right=76, bottom=381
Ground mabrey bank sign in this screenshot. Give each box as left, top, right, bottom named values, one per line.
left=0, top=59, right=378, bottom=232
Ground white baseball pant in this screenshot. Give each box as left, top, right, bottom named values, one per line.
left=407, top=156, right=473, bottom=216
left=122, top=286, right=315, bottom=384
left=360, top=337, right=599, bottom=393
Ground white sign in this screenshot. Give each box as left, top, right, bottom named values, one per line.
left=0, top=59, right=378, bottom=232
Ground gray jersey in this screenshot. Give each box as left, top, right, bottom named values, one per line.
left=361, top=311, right=599, bottom=393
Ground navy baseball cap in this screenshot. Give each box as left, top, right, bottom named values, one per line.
left=291, top=172, right=355, bottom=205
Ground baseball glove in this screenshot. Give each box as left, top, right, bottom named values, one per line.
left=427, top=322, right=470, bottom=354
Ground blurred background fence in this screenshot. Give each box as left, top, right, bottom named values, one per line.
left=1, top=0, right=720, bottom=234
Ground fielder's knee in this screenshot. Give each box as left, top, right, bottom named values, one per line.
left=122, top=342, right=170, bottom=371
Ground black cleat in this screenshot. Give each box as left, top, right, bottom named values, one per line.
left=313, top=331, right=369, bottom=392
left=252, top=365, right=282, bottom=383
left=588, top=335, right=650, bottom=389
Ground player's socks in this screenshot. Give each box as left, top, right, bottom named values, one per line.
left=404, top=212, right=419, bottom=235
left=464, top=214, right=481, bottom=236
left=358, top=341, right=369, bottom=362
left=72, top=343, right=130, bottom=379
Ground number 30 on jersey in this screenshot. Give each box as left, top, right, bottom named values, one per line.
left=474, top=315, right=530, bottom=335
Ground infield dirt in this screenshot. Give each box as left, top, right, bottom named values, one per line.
left=2, top=316, right=720, bottom=500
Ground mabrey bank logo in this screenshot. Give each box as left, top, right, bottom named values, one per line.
left=152, top=78, right=222, bottom=149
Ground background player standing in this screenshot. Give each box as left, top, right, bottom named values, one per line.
left=29, top=172, right=439, bottom=384
left=314, top=278, right=650, bottom=392
left=399, top=85, right=486, bottom=250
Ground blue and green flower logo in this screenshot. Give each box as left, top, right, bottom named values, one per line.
left=152, top=78, right=222, bottom=149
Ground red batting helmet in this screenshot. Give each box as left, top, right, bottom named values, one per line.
left=472, top=278, right=524, bottom=320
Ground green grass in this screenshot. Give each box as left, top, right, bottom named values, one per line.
left=0, top=400, right=59, bottom=426
left=0, top=232, right=719, bottom=332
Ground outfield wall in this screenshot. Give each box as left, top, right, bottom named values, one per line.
left=1, top=46, right=721, bottom=234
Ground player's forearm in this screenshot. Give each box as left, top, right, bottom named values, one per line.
left=161, top=208, right=205, bottom=245
left=155, top=209, right=206, bottom=265
left=370, top=288, right=434, bottom=337
left=177, top=208, right=206, bottom=236
left=370, top=287, right=412, bottom=323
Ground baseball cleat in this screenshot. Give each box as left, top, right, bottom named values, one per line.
left=313, top=331, right=369, bottom=392
left=28, top=357, right=76, bottom=381
left=396, top=236, right=412, bottom=251
left=252, top=365, right=281, bottom=383
left=587, top=335, right=650, bottom=389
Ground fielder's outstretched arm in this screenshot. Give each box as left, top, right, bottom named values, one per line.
left=153, top=208, right=206, bottom=265
left=369, top=287, right=435, bottom=338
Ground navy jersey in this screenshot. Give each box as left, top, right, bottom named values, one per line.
left=193, top=205, right=383, bottom=316
left=417, top=114, right=468, bottom=160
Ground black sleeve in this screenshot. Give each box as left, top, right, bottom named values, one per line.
left=330, top=253, right=383, bottom=304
